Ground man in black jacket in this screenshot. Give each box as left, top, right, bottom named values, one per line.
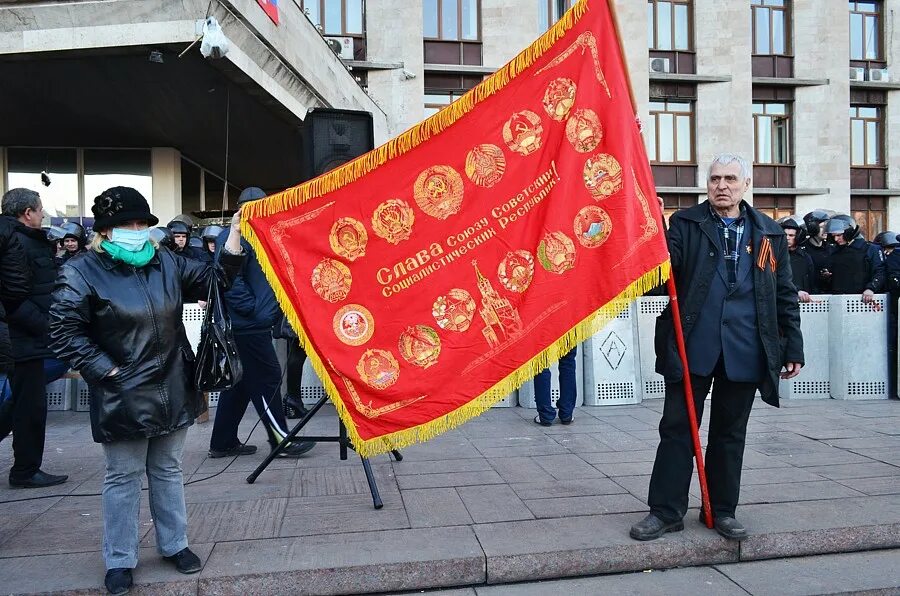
left=630, top=155, right=803, bottom=542
left=779, top=216, right=815, bottom=302
left=207, top=187, right=314, bottom=459
left=1, top=188, right=68, bottom=488
left=0, top=215, right=31, bottom=439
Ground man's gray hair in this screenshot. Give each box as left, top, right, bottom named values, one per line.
left=1, top=188, right=41, bottom=218
left=708, top=153, right=751, bottom=181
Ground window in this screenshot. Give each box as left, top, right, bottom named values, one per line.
left=424, top=91, right=468, bottom=118
left=849, top=1, right=881, bottom=61
left=751, top=0, right=789, bottom=55
left=850, top=106, right=882, bottom=166
left=538, top=0, right=574, bottom=30
left=5, top=148, right=153, bottom=220
left=661, top=193, right=698, bottom=220
left=648, top=0, right=691, bottom=51
left=83, top=149, right=152, bottom=212
left=852, top=197, right=886, bottom=240
left=752, top=103, right=791, bottom=165
left=424, top=0, right=479, bottom=41
left=301, top=0, right=365, bottom=35
left=5, top=148, right=78, bottom=220
left=646, top=100, right=693, bottom=164
left=753, top=195, right=795, bottom=221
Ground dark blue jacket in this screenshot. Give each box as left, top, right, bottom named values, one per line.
left=654, top=201, right=804, bottom=407
left=215, top=232, right=280, bottom=334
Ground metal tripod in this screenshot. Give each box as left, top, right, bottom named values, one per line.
left=245, top=395, right=402, bottom=509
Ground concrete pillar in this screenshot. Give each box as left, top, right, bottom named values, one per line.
left=151, top=147, right=181, bottom=224
left=611, top=0, right=650, bottom=122
left=693, top=0, right=754, bottom=196
left=481, top=0, right=541, bottom=68
left=793, top=0, right=850, bottom=216
left=366, top=0, right=425, bottom=137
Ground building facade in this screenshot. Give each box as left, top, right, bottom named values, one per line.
left=0, top=0, right=386, bottom=225
left=304, top=0, right=900, bottom=239
left=3, top=1, right=899, bottom=239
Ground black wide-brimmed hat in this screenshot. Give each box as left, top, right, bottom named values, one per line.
left=91, top=186, right=159, bottom=229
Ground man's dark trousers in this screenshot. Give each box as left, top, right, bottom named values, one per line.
left=209, top=331, right=289, bottom=451
left=8, top=358, right=47, bottom=481
left=648, top=358, right=756, bottom=522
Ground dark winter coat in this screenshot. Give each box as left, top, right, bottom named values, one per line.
left=654, top=201, right=804, bottom=407
left=215, top=232, right=280, bottom=334
left=4, top=216, right=56, bottom=362
left=48, top=246, right=244, bottom=443
left=0, top=217, right=32, bottom=374
left=788, top=249, right=816, bottom=294
left=828, top=237, right=884, bottom=294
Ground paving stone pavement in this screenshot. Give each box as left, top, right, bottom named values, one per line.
left=0, top=398, right=897, bottom=594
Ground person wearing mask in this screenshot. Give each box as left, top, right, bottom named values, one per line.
left=779, top=215, right=815, bottom=302
left=630, top=154, right=803, bottom=542
left=49, top=187, right=246, bottom=595
left=799, top=210, right=832, bottom=293
left=825, top=214, right=884, bottom=302
left=208, top=187, right=315, bottom=459
left=0, top=188, right=68, bottom=489
left=0, top=211, right=31, bottom=443
left=166, top=219, right=206, bottom=261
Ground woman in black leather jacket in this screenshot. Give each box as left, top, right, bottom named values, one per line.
left=48, top=187, right=245, bottom=595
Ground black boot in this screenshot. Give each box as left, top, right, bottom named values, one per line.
left=104, top=568, right=132, bottom=595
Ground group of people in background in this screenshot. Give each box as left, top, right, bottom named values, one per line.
left=0, top=184, right=317, bottom=594
left=779, top=209, right=900, bottom=399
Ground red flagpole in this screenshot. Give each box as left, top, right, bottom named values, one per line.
left=605, top=0, right=714, bottom=529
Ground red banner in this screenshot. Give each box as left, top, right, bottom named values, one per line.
left=243, top=0, right=670, bottom=456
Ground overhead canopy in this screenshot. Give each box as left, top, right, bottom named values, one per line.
left=0, top=45, right=306, bottom=192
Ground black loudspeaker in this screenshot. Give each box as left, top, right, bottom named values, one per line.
left=301, top=108, right=375, bottom=180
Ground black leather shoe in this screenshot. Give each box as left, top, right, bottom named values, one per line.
left=104, top=568, right=132, bottom=594
left=629, top=513, right=684, bottom=541
left=9, top=470, right=68, bottom=489
left=208, top=444, right=257, bottom=459
left=713, top=516, right=748, bottom=541
left=164, top=547, right=202, bottom=574
left=533, top=415, right=552, bottom=427
left=275, top=441, right=315, bottom=458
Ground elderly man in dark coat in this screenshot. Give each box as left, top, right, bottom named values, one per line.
left=630, top=154, right=804, bottom=542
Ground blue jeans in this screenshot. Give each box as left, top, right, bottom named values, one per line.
left=0, top=359, right=68, bottom=404
left=101, top=427, right=189, bottom=570
left=535, top=347, right=577, bottom=423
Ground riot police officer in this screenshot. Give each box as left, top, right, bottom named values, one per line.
left=149, top=226, right=175, bottom=250
left=799, top=209, right=832, bottom=293
left=56, top=222, right=87, bottom=265
left=883, top=231, right=900, bottom=399
left=200, top=225, right=224, bottom=257
left=825, top=214, right=884, bottom=302
left=166, top=219, right=206, bottom=260
left=873, top=230, right=900, bottom=257
left=779, top=215, right=815, bottom=302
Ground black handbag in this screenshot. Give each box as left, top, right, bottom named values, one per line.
left=194, top=271, right=243, bottom=391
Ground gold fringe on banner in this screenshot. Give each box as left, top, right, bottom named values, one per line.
left=242, top=0, right=589, bottom=221
left=238, top=0, right=672, bottom=457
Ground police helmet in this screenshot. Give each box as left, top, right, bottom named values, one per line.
left=167, top=219, right=191, bottom=236
left=201, top=225, right=224, bottom=241
left=45, top=225, right=67, bottom=242
left=149, top=226, right=175, bottom=249
left=188, top=235, right=204, bottom=249
left=873, top=230, right=900, bottom=249
left=778, top=215, right=807, bottom=244
left=803, top=209, right=831, bottom=237
left=825, top=214, right=861, bottom=242
left=61, top=221, right=86, bottom=244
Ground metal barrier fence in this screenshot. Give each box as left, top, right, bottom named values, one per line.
left=53, top=296, right=893, bottom=411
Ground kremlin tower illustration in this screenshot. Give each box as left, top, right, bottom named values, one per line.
left=473, top=260, right=523, bottom=348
